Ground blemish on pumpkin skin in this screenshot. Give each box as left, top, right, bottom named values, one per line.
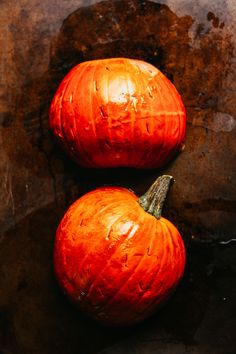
left=65, top=255, right=69, bottom=265
left=104, top=140, right=112, bottom=149
left=134, top=253, right=144, bottom=257
left=145, top=122, right=151, bottom=135
left=147, top=86, right=153, bottom=98
left=79, top=219, right=85, bottom=226
left=122, top=253, right=128, bottom=267
left=106, top=228, right=112, bottom=240
left=99, top=106, right=108, bottom=118
left=94, top=81, right=98, bottom=91
left=138, top=281, right=145, bottom=292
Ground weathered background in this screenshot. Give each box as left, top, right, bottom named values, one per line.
left=0, top=1, right=235, bottom=353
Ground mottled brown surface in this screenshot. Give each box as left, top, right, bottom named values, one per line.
left=0, top=0, right=236, bottom=353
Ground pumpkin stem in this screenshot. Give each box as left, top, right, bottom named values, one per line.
left=138, top=175, right=174, bottom=219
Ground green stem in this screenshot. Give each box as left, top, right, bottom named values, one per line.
left=138, top=175, right=174, bottom=219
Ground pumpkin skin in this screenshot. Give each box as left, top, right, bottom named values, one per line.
left=54, top=177, right=186, bottom=326
left=49, top=58, right=186, bottom=168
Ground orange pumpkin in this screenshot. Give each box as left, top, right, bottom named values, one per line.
left=49, top=58, right=186, bottom=168
left=54, top=175, right=186, bottom=326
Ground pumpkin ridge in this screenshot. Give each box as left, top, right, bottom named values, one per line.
left=72, top=210, right=127, bottom=289
left=137, top=221, right=169, bottom=315
left=56, top=77, right=72, bottom=153
left=61, top=70, right=83, bottom=162
left=162, top=78, right=182, bottom=155
left=151, top=75, right=167, bottom=167
left=98, top=216, right=155, bottom=312
left=126, top=68, right=137, bottom=164
left=72, top=62, right=96, bottom=167
left=137, top=65, right=154, bottom=167
left=88, top=62, right=103, bottom=165
left=122, top=218, right=161, bottom=311
left=81, top=217, right=140, bottom=304
left=67, top=63, right=95, bottom=166
left=106, top=61, right=112, bottom=140
left=161, top=219, right=178, bottom=286
left=132, top=61, right=144, bottom=166
left=132, top=219, right=166, bottom=311
left=164, top=220, right=183, bottom=285
left=55, top=197, right=125, bottom=296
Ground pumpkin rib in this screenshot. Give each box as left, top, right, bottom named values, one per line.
left=72, top=210, right=127, bottom=291
left=133, top=60, right=151, bottom=167
left=81, top=217, right=140, bottom=305
left=85, top=223, right=146, bottom=310
left=49, top=64, right=79, bottom=135
left=161, top=220, right=178, bottom=287
left=102, top=218, right=167, bottom=325
left=88, top=62, right=103, bottom=166
left=99, top=217, right=155, bottom=312
left=128, top=61, right=140, bottom=165
left=148, top=220, right=168, bottom=294
left=60, top=71, right=82, bottom=161
left=136, top=220, right=169, bottom=316
left=169, top=80, right=186, bottom=150
left=159, top=218, right=185, bottom=290
left=133, top=62, right=143, bottom=166
left=106, top=64, right=114, bottom=166
left=139, top=68, right=155, bottom=167
left=90, top=63, right=110, bottom=166
left=72, top=63, right=96, bottom=167
left=162, top=78, right=183, bottom=158
left=66, top=63, right=95, bottom=167
left=54, top=77, right=72, bottom=152
left=123, top=67, right=132, bottom=166
left=151, top=77, right=168, bottom=168
left=124, top=217, right=162, bottom=309
left=158, top=76, right=184, bottom=165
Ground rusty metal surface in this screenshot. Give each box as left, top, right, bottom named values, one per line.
left=0, top=1, right=235, bottom=353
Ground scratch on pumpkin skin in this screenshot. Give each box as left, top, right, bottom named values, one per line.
left=104, top=140, right=112, bottom=149
left=79, top=219, right=86, bottom=226
left=147, top=86, right=153, bottom=98
left=65, top=256, right=69, bottom=266
left=106, top=227, right=113, bottom=240
left=99, top=106, right=107, bottom=118
left=138, top=281, right=145, bottom=292
left=94, top=80, right=98, bottom=91
left=146, top=122, right=151, bottom=135
left=109, top=111, right=185, bottom=129
left=123, top=253, right=128, bottom=267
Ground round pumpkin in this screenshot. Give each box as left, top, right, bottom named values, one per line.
left=54, top=175, right=186, bottom=326
left=49, top=58, right=186, bottom=168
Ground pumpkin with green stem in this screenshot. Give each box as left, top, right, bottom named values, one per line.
left=54, top=175, right=186, bottom=326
